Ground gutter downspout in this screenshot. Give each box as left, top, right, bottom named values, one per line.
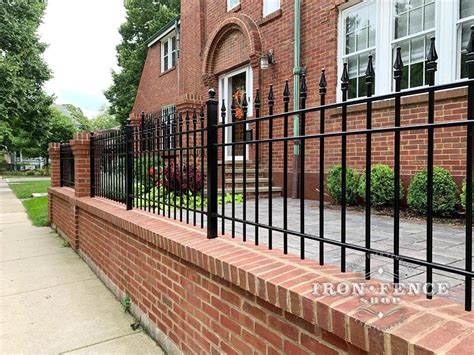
left=291, top=0, right=302, bottom=199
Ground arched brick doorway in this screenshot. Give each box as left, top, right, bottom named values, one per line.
left=202, top=15, right=263, bottom=160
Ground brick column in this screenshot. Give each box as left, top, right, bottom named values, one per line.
left=70, top=132, right=91, bottom=198
left=48, top=142, right=61, bottom=187
left=129, top=112, right=142, bottom=126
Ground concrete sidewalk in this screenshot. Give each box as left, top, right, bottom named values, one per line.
left=0, top=180, right=163, bottom=354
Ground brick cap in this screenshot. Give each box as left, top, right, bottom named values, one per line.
left=49, top=188, right=474, bottom=354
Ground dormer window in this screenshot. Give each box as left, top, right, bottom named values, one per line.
left=161, top=32, right=177, bottom=73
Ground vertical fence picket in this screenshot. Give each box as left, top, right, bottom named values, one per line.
left=426, top=37, right=438, bottom=299
left=365, top=55, right=374, bottom=279
left=254, top=90, right=261, bottom=246
left=283, top=81, right=290, bottom=254
left=268, top=86, right=274, bottom=249
left=319, top=70, right=327, bottom=265
left=300, top=75, right=307, bottom=259
left=465, top=25, right=473, bottom=311
left=340, top=63, right=349, bottom=272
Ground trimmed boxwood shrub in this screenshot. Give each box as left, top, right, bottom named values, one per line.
left=358, top=164, right=404, bottom=207
left=407, top=167, right=458, bottom=216
left=326, top=165, right=360, bottom=205
left=461, top=179, right=473, bottom=214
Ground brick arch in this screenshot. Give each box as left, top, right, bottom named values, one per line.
left=202, top=15, right=263, bottom=87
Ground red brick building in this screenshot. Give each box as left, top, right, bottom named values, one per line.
left=131, top=0, right=473, bottom=199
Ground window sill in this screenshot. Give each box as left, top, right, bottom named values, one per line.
left=258, top=9, right=282, bottom=26
left=227, top=3, right=241, bottom=13
left=160, top=66, right=176, bottom=77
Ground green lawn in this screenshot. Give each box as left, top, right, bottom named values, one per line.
left=8, top=181, right=51, bottom=227
left=22, top=196, right=49, bottom=226
left=9, top=180, right=51, bottom=199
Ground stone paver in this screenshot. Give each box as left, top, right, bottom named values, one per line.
left=218, top=197, right=472, bottom=304
left=0, top=179, right=163, bottom=354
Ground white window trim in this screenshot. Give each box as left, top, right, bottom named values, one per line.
left=161, top=104, right=176, bottom=149
left=263, top=0, right=280, bottom=17
left=337, top=0, right=473, bottom=102
left=227, top=0, right=240, bottom=12
left=160, top=31, right=177, bottom=73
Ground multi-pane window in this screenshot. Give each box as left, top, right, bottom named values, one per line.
left=459, top=0, right=474, bottom=78
left=227, top=0, right=239, bottom=11
left=161, top=105, right=176, bottom=149
left=338, top=0, right=474, bottom=99
left=392, top=0, right=435, bottom=89
left=161, top=33, right=177, bottom=73
left=342, top=1, right=376, bottom=98
left=263, top=0, right=280, bottom=17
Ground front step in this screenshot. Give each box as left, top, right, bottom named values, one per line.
left=206, top=186, right=283, bottom=198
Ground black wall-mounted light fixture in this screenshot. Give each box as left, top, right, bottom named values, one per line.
left=260, top=50, right=275, bottom=70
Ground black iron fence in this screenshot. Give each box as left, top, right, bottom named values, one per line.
left=90, top=35, right=474, bottom=311
left=59, top=143, right=74, bottom=188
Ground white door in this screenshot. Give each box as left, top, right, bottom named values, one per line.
left=218, top=66, right=252, bottom=161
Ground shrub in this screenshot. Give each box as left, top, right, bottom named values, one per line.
left=407, top=167, right=458, bottom=216
left=358, top=164, right=404, bottom=207
left=162, top=161, right=203, bottom=195
left=326, top=165, right=360, bottom=205
left=461, top=179, right=473, bottom=214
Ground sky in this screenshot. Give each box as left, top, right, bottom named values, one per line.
left=39, top=0, right=126, bottom=118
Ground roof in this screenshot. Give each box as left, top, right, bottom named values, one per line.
left=146, top=16, right=180, bottom=48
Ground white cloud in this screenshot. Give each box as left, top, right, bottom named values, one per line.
left=39, top=0, right=126, bottom=117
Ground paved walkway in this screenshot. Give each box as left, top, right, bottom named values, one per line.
left=221, top=198, right=472, bottom=304
left=0, top=179, right=163, bottom=354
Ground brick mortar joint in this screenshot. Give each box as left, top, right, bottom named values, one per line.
left=49, top=189, right=474, bottom=353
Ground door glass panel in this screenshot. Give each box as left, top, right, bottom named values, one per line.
left=230, top=72, right=246, bottom=156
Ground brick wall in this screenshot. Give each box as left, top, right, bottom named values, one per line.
left=131, top=0, right=470, bottom=200
left=48, top=187, right=474, bottom=354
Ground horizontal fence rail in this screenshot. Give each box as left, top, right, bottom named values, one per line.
left=88, top=34, right=474, bottom=311
left=59, top=143, right=74, bottom=188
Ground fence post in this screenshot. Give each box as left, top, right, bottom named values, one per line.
left=206, top=89, right=218, bottom=239
left=90, top=132, right=95, bottom=197
left=125, top=122, right=134, bottom=210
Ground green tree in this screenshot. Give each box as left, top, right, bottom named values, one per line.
left=0, top=0, right=53, bottom=151
left=91, top=105, right=119, bottom=131
left=19, top=106, right=77, bottom=159
left=105, top=0, right=179, bottom=125
left=62, top=104, right=91, bottom=131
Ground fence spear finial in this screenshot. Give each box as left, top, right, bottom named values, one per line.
left=365, top=54, right=375, bottom=82
left=393, top=47, right=404, bottom=80
left=426, top=37, right=438, bottom=73
left=268, top=85, right=274, bottom=107
left=319, top=69, right=327, bottom=94
left=341, top=63, right=349, bottom=91
left=300, top=73, right=307, bottom=99
left=283, top=80, right=290, bottom=102
left=192, top=107, right=197, bottom=122
left=254, top=89, right=261, bottom=109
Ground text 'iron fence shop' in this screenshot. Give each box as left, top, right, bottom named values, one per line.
left=90, top=33, right=474, bottom=311
left=59, top=143, right=74, bottom=188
